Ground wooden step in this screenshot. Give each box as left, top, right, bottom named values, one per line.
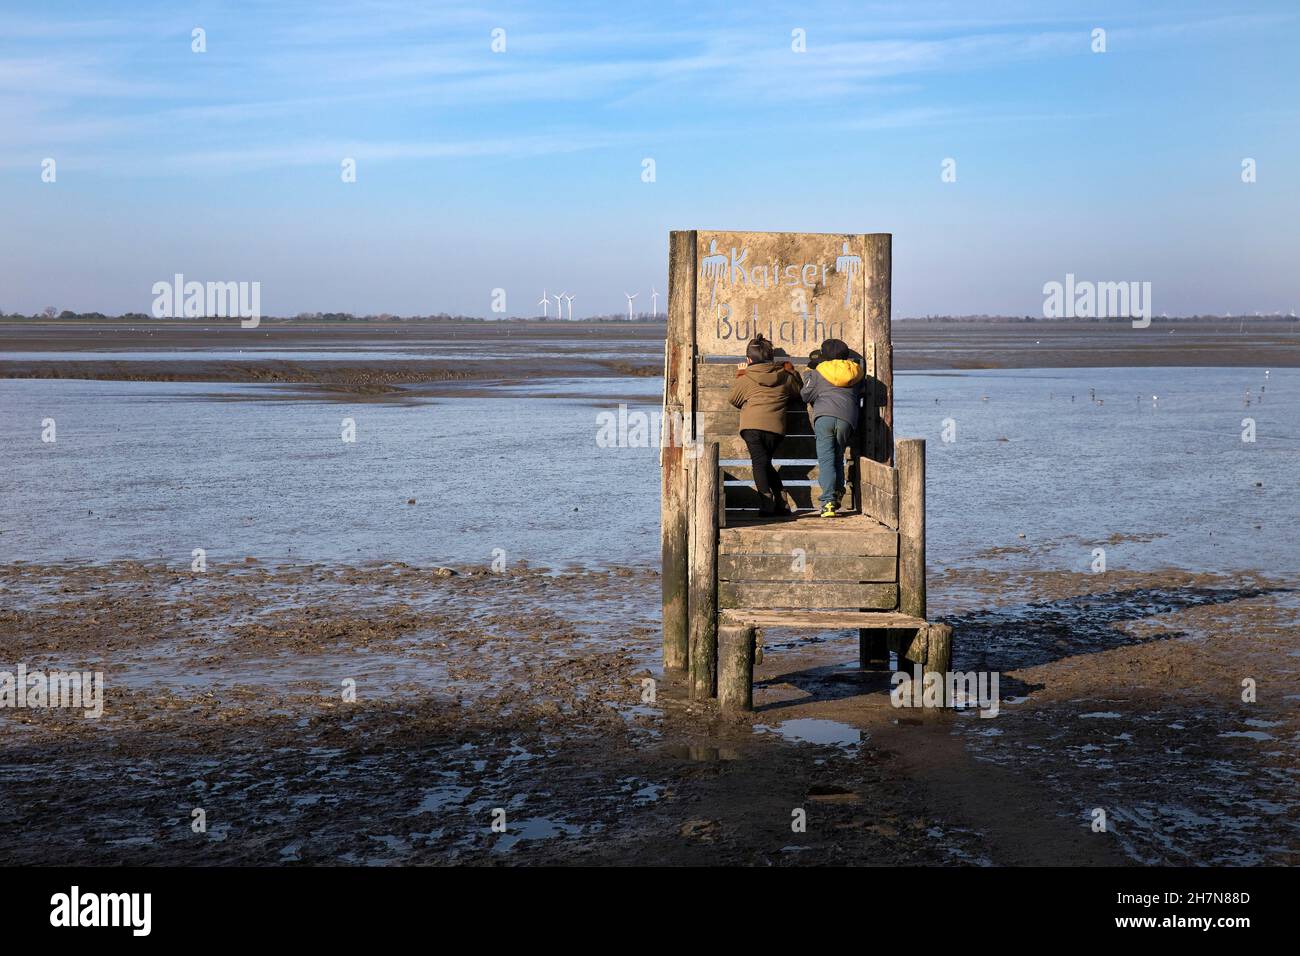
left=718, top=553, right=895, bottom=582
left=722, top=509, right=889, bottom=532
left=720, top=610, right=927, bottom=630
left=697, top=409, right=815, bottom=437
left=719, top=581, right=897, bottom=610
left=724, top=484, right=842, bottom=511
left=719, top=512, right=898, bottom=557
left=715, top=434, right=818, bottom=461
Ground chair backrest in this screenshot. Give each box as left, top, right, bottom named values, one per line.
left=664, top=230, right=894, bottom=515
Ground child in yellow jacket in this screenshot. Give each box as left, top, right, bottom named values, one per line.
left=799, top=338, right=864, bottom=516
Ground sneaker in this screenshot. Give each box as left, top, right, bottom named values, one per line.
left=820, top=501, right=836, bottom=518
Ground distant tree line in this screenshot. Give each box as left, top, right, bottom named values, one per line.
left=1, top=309, right=1290, bottom=324
left=0, top=309, right=670, bottom=323
left=902, top=313, right=1298, bottom=323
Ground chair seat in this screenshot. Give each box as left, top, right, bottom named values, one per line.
left=720, top=609, right=927, bottom=630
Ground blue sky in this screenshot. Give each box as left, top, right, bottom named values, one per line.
left=1, top=1, right=1297, bottom=317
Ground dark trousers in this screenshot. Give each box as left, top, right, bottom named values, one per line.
left=740, top=429, right=785, bottom=501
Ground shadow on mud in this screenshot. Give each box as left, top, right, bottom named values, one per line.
left=947, top=584, right=1290, bottom=673
left=755, top=584, right=1289, bottom=711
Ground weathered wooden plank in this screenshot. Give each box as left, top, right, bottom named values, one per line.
left=875, top=346, right=895, bottom=465
left=858, top=378, right=897, bottom=679
left=718, top=623, right=755, bottom=712
left=696, top=381, right=811, bottom=414
left=718, top=581, right=898, bottom=610
left=688, top=442, right=719, bottom=700
left=897, top=438, right=925, bottom=621
left=719, top=554, right=896, bottom=583
left=898, top=623, right=954, bottom=704
left=722, top=510, right=889, bottom=528
left=925, top=623, right=953, bottom=686
left=716, top=459, right=727, bottom=529
left=859, top=456, right=896, bottom=490
left=899, top=625, right=927, bottom=664
left=723, top=464, right=819, bottom=483
left=695, top=385, right=735, bottom=414
left=694, top=231, right=866, bottom=357
left=662, top=229, right=696, bottom=672
left=857, top=476, right=899, bottom=535
left=719, top=527, right=898, bottom=557
left=723, top=484, right=835, bottom=511
left=863, top=233, right=892, bottom=464
left=697, top=409, right=814, bottom=439
left=716, top=434, right=818, bottom=461
left=722, top=610, right=925, bottom=630
left=696, top=362, right=811, bottom=389
left=725, top=485, right=814, bottom=511
left=696, top=363, right=747, bottom=388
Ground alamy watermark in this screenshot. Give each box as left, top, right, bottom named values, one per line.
left=50, top=886, right=150, bottom=936
left=1042, top=273, right=1152, bottom=328
left=596, top=404, right=704, bottom=451
left=151, top=273, right=261, bottom=328
left=891, top=665, right=1000, bottom=717
left=0, top=664, right=103, bottom=718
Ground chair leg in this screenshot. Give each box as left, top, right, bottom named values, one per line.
left=859, top=628, right=890, bottom=670
left=718, top=624, right=755, bottom=712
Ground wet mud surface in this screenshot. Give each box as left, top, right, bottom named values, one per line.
left=2, top=560, right=1295, bottom=865
left=3, top=319, right=1297, bottom=400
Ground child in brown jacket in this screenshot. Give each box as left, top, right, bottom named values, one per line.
left=728, top=334, right=803, bottom=516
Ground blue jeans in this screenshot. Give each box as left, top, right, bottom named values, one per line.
left=814, top=416, right=854, bottom=506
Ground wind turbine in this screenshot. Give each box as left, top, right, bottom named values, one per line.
left=650, top=286, right=659, bottom=316
left=563, top=293, right=575, bottom=321
left=538, top=289, right=549, bottom=318
left=624, top=292, right=638, bottom=321
left=553, top=292, right=564, bottom=319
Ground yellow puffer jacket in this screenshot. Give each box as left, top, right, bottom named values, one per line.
left=815, top=359, right=863, bottom=387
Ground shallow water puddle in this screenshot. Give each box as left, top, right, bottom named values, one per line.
left=617, top=776, right=664, bottom=804
left=491, top=817, right=584, bottom=853
left=756, top=718, right=863, bottom=752
left=411, top=784, right=473, bottom=815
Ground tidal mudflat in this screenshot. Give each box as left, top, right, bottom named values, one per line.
left=3, top=318, right=1299, bottom=394
left=1, top=320, right=1296, bottom=865
left=1, top=560, right=1293, bottom=865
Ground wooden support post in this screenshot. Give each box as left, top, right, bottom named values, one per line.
left=661, top=434, right=688, bottom=673
left=923, top=624, right=953, bottom=701
left=862, top=234, right=893, bottom=464
left=718, top=623, right=755, bottom=712
left=689, top=442, right=719, bottom=699
left=898, top=623, right=952, bottom=706
left=859, top=629, right=890, bottom=670
left=897, top=438, right=926, bottom=622
left=661, top=230, right=696, bottom=672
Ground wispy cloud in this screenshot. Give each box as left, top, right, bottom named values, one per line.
left=4, top=2, right=1278, bottom=172
left=145, top=131, right=626, bottom=174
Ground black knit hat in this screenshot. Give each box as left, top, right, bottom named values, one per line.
left=820, top=338, right=850, bottom=361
